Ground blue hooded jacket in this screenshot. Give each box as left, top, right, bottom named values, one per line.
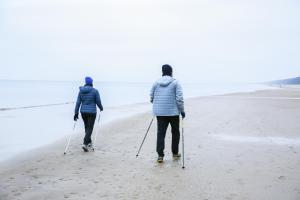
left=74, top=85, right=103, bottom=114
left=150, top=76, right=184, bottom=116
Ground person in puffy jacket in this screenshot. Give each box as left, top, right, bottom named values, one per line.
left=150, top=64, right=185, bottom=163
left=74, top=77, right=103, bottom=152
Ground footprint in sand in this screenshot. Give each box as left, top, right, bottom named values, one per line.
left=278, top=176, right=286, bottom=181
left=289, top=146, right=297, bottom=154
left=264, top=185, right=272, bottom=189
left=236, top=154, right=242, bottom=158
left=237, top=160, right=243, bottom=166
left=70, top=192, right=78, bottom=195
left=154, top=185, right=162, bottom=191
left=225, top=193, right=238, bottom=200
left=236, top=179, right=245, bottom=186
left=31, top=175, right=39, bottom=179
left=14, top=192, right=22, bottom=196
left=8, top=177, right=15, bottom=182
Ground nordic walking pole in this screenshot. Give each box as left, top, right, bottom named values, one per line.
left=64, top=121, right=77, bottom=155
left=92, top=113, right=101, bottom=151
left=182, top=118, right=185, bottom=169
left=136, top=116, right=154, bottom=157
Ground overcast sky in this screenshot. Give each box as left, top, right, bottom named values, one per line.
left=0, top=0, right=299, bottom=82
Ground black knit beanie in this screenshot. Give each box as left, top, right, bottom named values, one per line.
left=162, top=64, right=173, bottom=76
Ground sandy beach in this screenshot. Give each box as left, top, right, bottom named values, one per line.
left=0, top=88, right=300, bottom=200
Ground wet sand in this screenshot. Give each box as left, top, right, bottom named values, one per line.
left=0, top=88, right=300, bottom=200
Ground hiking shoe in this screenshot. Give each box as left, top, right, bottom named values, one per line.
left=88, top=143, right=95, bottom=151
left=88, top=143, right=93, bottom=148
left=173, top=153, right=181, bottom=158
left=157, top=156, right=164, bottom=163
left=82, top=145, right=89, bottom=152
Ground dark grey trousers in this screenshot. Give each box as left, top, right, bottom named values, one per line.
left=156, top=116, right=180, bottom=157
left=81, top=113, right=96, bottom=145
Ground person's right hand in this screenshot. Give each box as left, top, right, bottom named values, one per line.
left=74, top=113, right=79, bottom=121
left=181, top=111, right=186, bottom=119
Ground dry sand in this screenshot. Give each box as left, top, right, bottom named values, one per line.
left=0, top=88, right=300, bottom=200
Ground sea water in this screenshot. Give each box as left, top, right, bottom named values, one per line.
left=0, top=80, right=272, bottom=162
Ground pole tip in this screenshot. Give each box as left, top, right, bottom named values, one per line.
left=136, top=155, right=138, bottom=158
left=64, top=152, right=66, bottom=155
left=182, top=166, right=185, bottom=169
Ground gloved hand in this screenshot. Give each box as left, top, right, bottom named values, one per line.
left=181, top=111, right=186, bottom=119
left=100, top=108, right=103, bottom=112
left=74, top=113, right=79, bottom=121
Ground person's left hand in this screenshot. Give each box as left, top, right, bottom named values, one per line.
left=181, top=111, right=186, bottom=119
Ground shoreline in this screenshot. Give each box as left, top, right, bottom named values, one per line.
left=0, top=87, right=281, bottom=164
left=0, top=86, right=279, bottom=164
left=0, top=111, right=150, bottom=170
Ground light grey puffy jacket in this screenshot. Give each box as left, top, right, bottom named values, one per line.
left=150, top=76, right=184, bottom=116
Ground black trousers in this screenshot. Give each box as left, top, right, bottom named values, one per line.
left=81, top=113, right=96, bottom=145
left=156, top=116, right=180, bottom=157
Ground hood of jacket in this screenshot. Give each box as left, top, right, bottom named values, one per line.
left=79, top=85, right=93, bottom=94
left=157, top=76, right=175, bottom=87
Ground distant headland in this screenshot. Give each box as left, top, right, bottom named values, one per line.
left=270, top=77, right=300, bottom=85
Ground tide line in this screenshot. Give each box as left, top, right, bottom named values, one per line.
left=212, top=134, right=300, bottom=146
left=216, top=96, right=300, bottom=100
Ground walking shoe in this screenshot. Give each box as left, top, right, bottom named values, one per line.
left=173, top=153, right=181, bottom=158
left=88, top=143, right=95, bottom=151
left=88, top=143, right=93, bottom=148
left=82, top=145, right=89, bottom=152
left=157, top=156, right=164, bottom=163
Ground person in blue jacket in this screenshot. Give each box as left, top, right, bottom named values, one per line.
left=74, top=77, right=103, bottom=152
left=150, top=65, right=185, bottom=163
